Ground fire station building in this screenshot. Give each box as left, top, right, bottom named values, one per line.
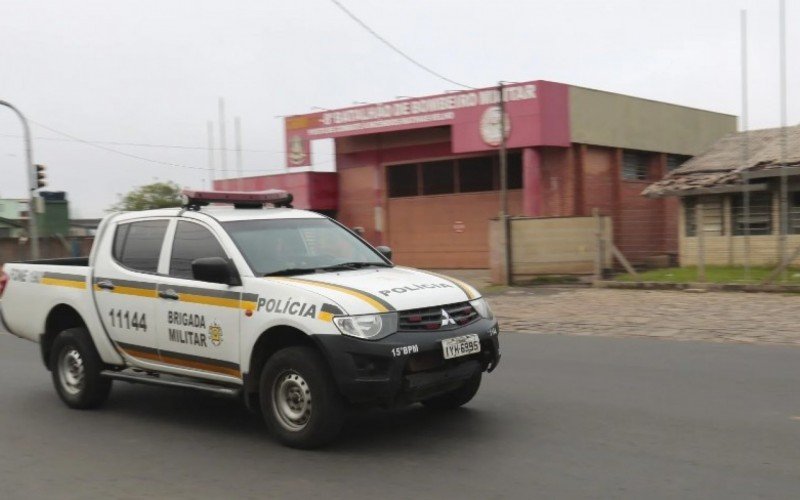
left=216, top=80, right=735, bottom=269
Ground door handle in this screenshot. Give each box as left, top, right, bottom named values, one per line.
left=96, top=280, right=115, bottom=291
left=159, top=289, right=180, bottom=300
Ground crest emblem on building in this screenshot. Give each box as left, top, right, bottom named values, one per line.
left=288, top=135, right=307, bottom=166
left=209, top=322, right=223, bottom=347
left=479, top=105, right=511, bottom=147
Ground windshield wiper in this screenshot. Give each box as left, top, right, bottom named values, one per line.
left=322, top=261, right=391, bottom=271
left=263, top=267, right=322, bottom=277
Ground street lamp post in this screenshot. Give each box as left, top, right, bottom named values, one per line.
left=0, top=100, right=40, bottom=260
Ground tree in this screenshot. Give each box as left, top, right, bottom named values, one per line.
left=110, top=181, right=183, bottom=211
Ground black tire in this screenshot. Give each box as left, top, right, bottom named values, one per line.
left=259, top=346, right=344, bottom=449
left=421, top=371, right=482, bottom=410
left=50, top=327, right=112, bottom=409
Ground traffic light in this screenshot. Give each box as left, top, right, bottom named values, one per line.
left=35, top=164, right=46, bottom=189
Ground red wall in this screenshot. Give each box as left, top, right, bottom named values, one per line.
left=214, top=130, right=678, bottom=267
left=213, top=172, right=338, bottom=211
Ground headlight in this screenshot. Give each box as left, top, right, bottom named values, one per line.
left=469, top=297, right=494, bottom=320
left=333, top=313, right=398, bottom=340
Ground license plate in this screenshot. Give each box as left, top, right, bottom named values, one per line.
left=441, top=334, right=481, bottom=360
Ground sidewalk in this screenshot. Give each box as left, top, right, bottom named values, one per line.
left=484, top=286, right=800, bottom=346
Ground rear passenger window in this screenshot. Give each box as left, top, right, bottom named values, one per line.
left=169, top=221, right=228, bottom=279
left=113, top=220, right=169, bottom=273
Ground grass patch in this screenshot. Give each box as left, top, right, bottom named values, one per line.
left=515, top=275, right=582, bottom=286
left=615, top=266, right=800, bottom=284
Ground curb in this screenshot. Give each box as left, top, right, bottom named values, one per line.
left=593, top=280, right=800, bottom=293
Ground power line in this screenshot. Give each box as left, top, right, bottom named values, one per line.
left=329, top=0, right=475, bottom=90
left=0, top=132, right=338, bottom=156
left=18, top=119, right=332, bottom=173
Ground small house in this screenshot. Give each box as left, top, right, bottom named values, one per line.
left=643, top=125, right=800, bottom=266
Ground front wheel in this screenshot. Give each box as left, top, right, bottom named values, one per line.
left=259, top=346, right=344, bottom=449
left=421, top=371, right=482, bottom=410
left=50, top=327, right=112, bottom=409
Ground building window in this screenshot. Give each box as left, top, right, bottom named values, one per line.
left=421, top=160, right=455, bottom=195
left=731, top=192, right=772, bottom=235
left=388, top=152, right=523, bottom=198
left=387, top=163, right=418, bottom=197
left=622, top=150, right=651, bottom=181
left=507, top=151, right=523, bottom=189
left=667, top=154, right=691, bottom=172
left=789, top=192, right=800, bottom=235
left=492, top=152, right=523, bottom=189
left=458, top=156, right=494, bottom=193
left=685, top=196, right=724, bottom=237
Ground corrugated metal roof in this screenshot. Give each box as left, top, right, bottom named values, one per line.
left=643, top=124, right=800, bottom=197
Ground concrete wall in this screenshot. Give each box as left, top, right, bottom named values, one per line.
left=569, top=86, right=737, bottom=155
left=489, top=216, right=613, bottom=283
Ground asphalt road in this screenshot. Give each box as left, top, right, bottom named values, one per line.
left=1, top=331, right=799, bottom=500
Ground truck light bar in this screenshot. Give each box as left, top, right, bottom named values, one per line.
left=181, top=189, right=294, bottom=210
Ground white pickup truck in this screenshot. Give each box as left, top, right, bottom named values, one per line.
left=0, top=190, right=500, bottom=448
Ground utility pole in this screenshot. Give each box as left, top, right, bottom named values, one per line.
left=207, top=121, right=215, bottom=188
left=0, top=100, right=39, bottom=260
left=778, top=0, right=788, bottom=281
left=235, top=116, right=243, bottom=191
left=498, top=83, right=511, bottom=285
left=741, top=10, right=751, bottom=281
left=218, top=97, right=228, bottom=179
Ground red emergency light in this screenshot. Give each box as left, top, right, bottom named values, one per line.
left=181, top=189, right=294, bottom=209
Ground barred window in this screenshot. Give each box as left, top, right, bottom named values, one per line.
left=731, top=192, right=772, bottom=236
left=667, top=154, right=692, bottom=172
left=622, top=151, right=651, bottom=180
left=791, top=192, right=800, bottom=234
left=685, top=196, right=724, bottom=237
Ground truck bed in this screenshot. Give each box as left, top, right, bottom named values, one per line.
left=1, top=262, right=93, bottom=342
left=14, top=257, right=90, bottom=266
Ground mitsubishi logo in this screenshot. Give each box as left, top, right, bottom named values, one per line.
left=441, top=309, right=456, bottom=327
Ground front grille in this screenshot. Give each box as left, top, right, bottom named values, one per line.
left=398, top=301, right=479, bottom=331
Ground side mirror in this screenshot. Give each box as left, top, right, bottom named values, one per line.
left=376, top=246, right=392, bottom=261
left=191, top=257, right=242, bottom=286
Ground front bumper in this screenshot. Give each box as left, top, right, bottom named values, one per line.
left=314, top=319, right=500, bottom=406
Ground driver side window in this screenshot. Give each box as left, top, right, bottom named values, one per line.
left=169, top=221, right=228, bottom=280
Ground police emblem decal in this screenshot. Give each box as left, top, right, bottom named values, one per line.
left=209, top=322, right=223, bottom=347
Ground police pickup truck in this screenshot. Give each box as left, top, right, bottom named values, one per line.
left=0, top=190, right=500, bottom=448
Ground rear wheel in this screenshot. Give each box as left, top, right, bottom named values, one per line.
left=50, top=327, right=112, bottom=409
left=421, top=371, right=482, bottom=410
left=259, top=346, right=344, bottom=449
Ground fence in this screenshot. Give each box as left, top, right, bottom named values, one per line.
left=600, top=192, right=800, bottom=284
left=489, top=215, right=613, bottom=284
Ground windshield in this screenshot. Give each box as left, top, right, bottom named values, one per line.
left=222, top=218, right=390, bottom=276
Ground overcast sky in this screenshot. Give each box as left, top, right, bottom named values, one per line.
left=1, top=0, right=798, bottom=217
